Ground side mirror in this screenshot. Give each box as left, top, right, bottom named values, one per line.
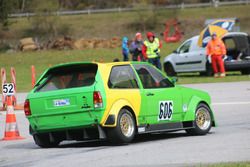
left=173, top=50, right=178, bottom=54
left=170, top=77, right=178, bottom=85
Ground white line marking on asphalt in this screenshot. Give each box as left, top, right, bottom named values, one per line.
left=212, top=101, right=250, bottom=106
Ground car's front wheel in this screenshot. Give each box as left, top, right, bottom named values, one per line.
left=164, top=63, right=176, bottom=76
left=185, top=103, right=212, bottom=135
left=241, top=69, right=250, bottom=75
left=107, top=109, right=136, bottom=144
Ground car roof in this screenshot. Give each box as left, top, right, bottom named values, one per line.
left=46, top=61, right=152, bottom=72
left=192, top=32, right=248, bottom=40
left=223, top=32, right=248, bottom=37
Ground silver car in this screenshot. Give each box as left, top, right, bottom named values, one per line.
left=163, top=32, right=250, bottom=76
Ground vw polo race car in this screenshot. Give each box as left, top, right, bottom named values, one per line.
left=24, top=61, right=215, bottom=147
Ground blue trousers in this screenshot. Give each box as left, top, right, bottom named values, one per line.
left=148, top=57, right=162, bottom=70
left=123, top=53, right=129, bottom=61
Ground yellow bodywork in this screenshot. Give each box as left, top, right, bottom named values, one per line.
left=97, top=62, right=141, bottom=127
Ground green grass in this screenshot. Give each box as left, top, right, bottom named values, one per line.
left=0, top=43, right=249, bottom=92
left=1, top=5, right=250, bottom=92
left=196, top=162, right=250, bottom=167
left=4, top=5, right=250, bottom=40
left=177, top=72, right=250, bottom=84
left=0, top=43, right=178, bottom=91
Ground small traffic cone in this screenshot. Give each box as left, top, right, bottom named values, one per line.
left=2, top=96, right=24, bottom=141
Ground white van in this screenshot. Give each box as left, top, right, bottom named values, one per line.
left=163, top=32, right=250, bottom=76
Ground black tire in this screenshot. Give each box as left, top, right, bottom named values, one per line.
left=241, top=69, right=250, bottom=75
left=200, top=62, right=213, bottom=76
left=106, top=109, right=136, bottom=144
left=185, top=103, right=212, bottom=135
left=164, top=63, right=176, bottom=76
left=33, top=133, right=60, bottom=148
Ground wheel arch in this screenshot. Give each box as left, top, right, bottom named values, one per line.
left=164, top=61, right=175, bottom=71
left=198, top=101, right=216, bottom=127
left=184, top=96, right=216, bottom=127
left=164, top=61, right=177, bottom=76
left=122, top=105, right=137, bottom=125
left=101, top=99, right=138, bottom=128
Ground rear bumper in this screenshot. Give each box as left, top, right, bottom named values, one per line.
left=30, top=124, right=107, bottom=141
left=225, top=60, right=250, bottom=71
left=28, top=110, right=103, bottom=133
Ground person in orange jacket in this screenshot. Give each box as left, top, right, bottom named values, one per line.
left=142, top=32, right=162, bottom=70
left=206, top=33, right=227, bottom=77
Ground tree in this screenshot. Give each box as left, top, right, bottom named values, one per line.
left=0, top=0, right=13, bottom=28
left=27, top=0, right=71, bottom=39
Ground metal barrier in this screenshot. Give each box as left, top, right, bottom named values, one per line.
left=9, top=0, right=250, bottom=18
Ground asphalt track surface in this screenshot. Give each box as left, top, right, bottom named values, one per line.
left=0, top=81, right=250, bottom=167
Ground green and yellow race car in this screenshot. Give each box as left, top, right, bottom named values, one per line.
left=24, top=61, right=215, bottom=147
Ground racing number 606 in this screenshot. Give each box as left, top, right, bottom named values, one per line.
left=159, top=101, right=173, bottom=121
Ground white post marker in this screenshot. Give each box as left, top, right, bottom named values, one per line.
left=1, top=68, right=7, bottom=108
left=2, top=83, right=15, bottom=96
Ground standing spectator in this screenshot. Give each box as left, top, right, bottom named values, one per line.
left=122, top=37, right=129, bottom=61
left=142, top=32, right=162, bottom=70
left=130, top=32, right=144, bottom=61
left=206, top=33, right=227, bottom=77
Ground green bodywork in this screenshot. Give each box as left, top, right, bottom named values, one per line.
left=26, top=61, right=215, bottom=135
left=27, top=62, right=107, bottom=133
left=131, top=62, right=215, bottom=127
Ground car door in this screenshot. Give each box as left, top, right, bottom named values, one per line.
left=175, top=40, right=205, bottom=72
left=133, top=64, right=184, bottom=125
left=187, top=41, right=206, bottom=71
left=174, top=40, right=192, bottom=71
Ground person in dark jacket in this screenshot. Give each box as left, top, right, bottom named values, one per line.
left=130, top=32, right=144, bottom=61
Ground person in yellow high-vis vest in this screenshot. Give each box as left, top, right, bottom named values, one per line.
left=142, top=32, right=162, bottom=70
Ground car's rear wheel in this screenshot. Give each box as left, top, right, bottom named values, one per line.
left=33, top=133, right=60, bottom=148
left=107, top=109, right=136, bottom=144
left=185, top=103, right=212, bottom=135
left=241, top=69, right=250, bottom=75
left=164, top=63, right=176, bottom=76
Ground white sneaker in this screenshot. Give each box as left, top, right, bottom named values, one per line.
left=214, top=73, right=219, bottom=78
left=220, top=73, right=226, bottom=77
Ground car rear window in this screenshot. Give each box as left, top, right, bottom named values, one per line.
left=35, top=64, right=97, bottom=92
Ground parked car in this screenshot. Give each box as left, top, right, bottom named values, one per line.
left=164, top=32, right=250, bottom=76
left=24, top=62, right=215, bottom=147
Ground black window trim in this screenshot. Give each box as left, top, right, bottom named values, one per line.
left=108, top=64, right=139, bottom=89
left=35, top=64, right=98, bottom=92
left=133, top=64, right=174, bottom=89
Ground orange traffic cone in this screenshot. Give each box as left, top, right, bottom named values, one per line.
left=2, top=96, right=24, bottom=141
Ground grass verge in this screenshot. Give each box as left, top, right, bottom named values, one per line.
left=0, top=43, right=249, bottom=92
left=196, top=162, right=250, bottom=167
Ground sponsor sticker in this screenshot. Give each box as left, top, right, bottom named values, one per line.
left=53, top=99, right=70, bottom=107
left=183, top=104, right=188, bottom=112
left=138, top=127, right=146, bottom=133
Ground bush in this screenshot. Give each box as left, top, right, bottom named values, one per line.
left=25, top=0, right=71, bottom=39
left=0, top=41, right=11, bottom=52
left=127, top=3, right=160, bottom=32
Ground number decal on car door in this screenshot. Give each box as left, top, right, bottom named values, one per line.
left=158, top=101, right=173, bottom=121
